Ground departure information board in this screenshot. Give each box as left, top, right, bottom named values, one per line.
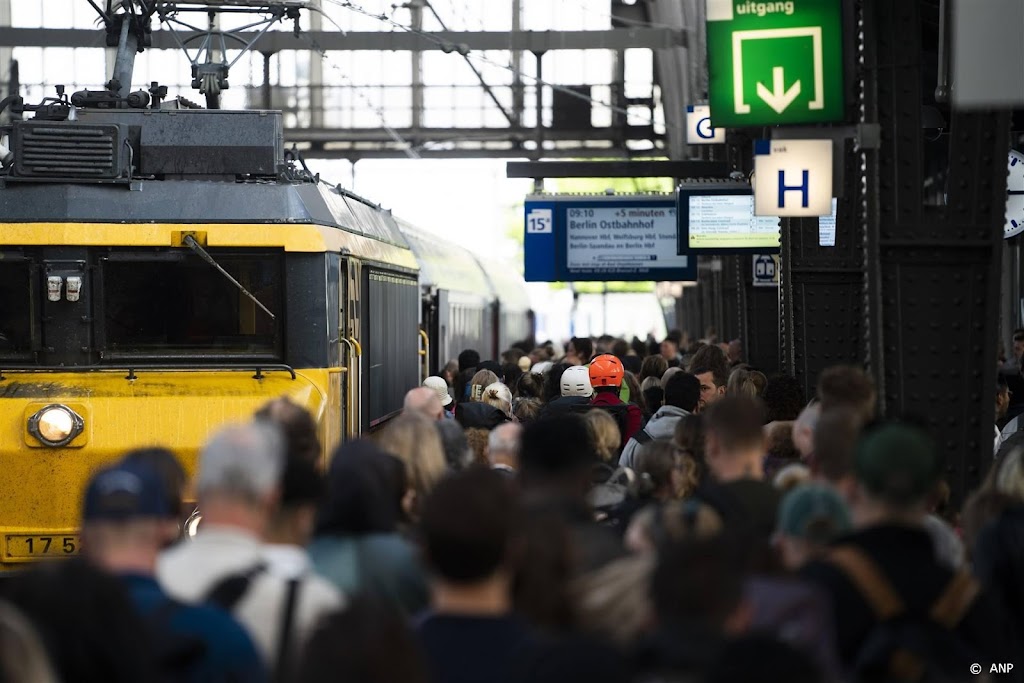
left=677, top=185, right=781, bottom=253
left=524, top=195, right=697, bottom=282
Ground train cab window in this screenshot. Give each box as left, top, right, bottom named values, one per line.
left=100, top=250, right=282, bottom=358
left=0, top=260, right=35, bottom=356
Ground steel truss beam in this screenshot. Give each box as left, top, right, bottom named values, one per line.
left=290, top=127, right=666, bottom=160
left=505, top=159, right=727, bottom=179
left=295, top=126, right=660, bottom=145
left=299, top=146, right=652, bottom=160
left=0, top=27, right=685, bottom=52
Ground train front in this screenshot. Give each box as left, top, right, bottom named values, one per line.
left=0, top=98, right=340, bottom=570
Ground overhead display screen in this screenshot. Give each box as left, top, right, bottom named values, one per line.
left=677, top=186, right=781, bottom=253
left=524, top=196, right=697, bottom=282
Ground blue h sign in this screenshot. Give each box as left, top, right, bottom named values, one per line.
left=778, top=169, right=810, bottom=209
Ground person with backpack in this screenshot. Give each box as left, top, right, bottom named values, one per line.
left=256, top=398, right=347, bottom=680
left=81, top=458, right=267, bottom=683
left=618, top=372, right=700, bottom=469
left=158, top=422, right=343, bottom=679
left=800, top=422, right=1015, bottom=681
left=573, top=354, right=642, bottom=447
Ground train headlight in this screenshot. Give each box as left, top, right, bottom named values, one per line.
left=28, top=404, right=85, bottom=447
left=184, top=509, right=203, bottom=539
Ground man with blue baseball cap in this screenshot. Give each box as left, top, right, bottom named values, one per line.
left=82, top=456, right=267, bottom=683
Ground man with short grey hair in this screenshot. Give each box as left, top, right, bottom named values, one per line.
left=404, top=386, right=443, bottom=421
left=157, top=421, right=343, bottom=677
left=487, top=422, right=521, bottom=475
left=195, top=421, right=285, bottom=504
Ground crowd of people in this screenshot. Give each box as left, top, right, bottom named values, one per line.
left=1, top=331, right=1022, bottom=683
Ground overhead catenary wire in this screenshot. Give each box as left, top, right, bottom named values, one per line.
left=299, top=31, right=421, bottom=158
left=555, top=0, right=692, bottom=31
left=422, top=0, right=515, bottom=126
left=317, top=0, right=675, bottom=131
left=323, top=0, right=664, bottom=128
left=308, top=5, right=349, bottom=35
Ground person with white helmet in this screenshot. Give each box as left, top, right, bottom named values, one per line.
left=538, top=365, right=593, bottom=419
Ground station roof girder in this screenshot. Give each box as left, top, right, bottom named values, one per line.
left=0, top=27, right=686, bottom=52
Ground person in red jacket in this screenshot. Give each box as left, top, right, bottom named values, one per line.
left=584, top=354, right=642, bottom=447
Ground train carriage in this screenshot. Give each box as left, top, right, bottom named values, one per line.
left=474, top=254, right=535, bottom=359
left=398, top=219, right=497, bottom=375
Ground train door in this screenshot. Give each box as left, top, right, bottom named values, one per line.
left=341, top=258, right=362, bottom=438
left=323, top=253, right=344, bottom=455
left=421, top=289, right=438, bottom=379
left=482, top=302, right=496, bottom=362
left=435, top=289, right=449, bottom=374
left=491, top=300, right=502, bottom=360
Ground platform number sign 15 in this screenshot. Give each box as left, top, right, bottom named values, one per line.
left=1007, top=150, right=1024, bottom=239
left=527, top=208, right=553, bottom=234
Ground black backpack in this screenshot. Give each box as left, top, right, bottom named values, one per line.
left=204, top=564, right=303, bottom=683
left=827, top=546, right=983, bottom=682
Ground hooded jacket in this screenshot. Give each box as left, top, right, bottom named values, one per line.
left=455, top=402, right=510, bottom=431
left=539, top=395, right=591, bottom=420
left=618, top=405, right=691, bottom=469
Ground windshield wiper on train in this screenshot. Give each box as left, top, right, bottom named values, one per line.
left=182, top=235, right=276, bottom=320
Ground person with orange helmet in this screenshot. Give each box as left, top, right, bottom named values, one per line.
left=575, top=354, right=642, bottom=448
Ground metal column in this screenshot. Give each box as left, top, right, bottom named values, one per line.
left=511, top=0, right=524, bottom=132
left=780, top=139, right=866, bottom=398
left=744, top=263, right=781, bottom=374
left=308, top=0, right=323, bottom=128
left=862, top=0, right=1011, bottom=504
left=410, top=1, right=423, bottom=138
left=720, top=255, right=743, bottom=344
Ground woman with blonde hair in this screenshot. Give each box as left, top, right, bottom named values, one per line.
left=584, top=409, right=622, bottom=464
left=376, top=414, right=447, bottom=519
left=468, top=369, right=500, bottom=402
left=482, top=382, right=514, bottom=419
left=635, top=440, right=699, bottom=502
left=727, top=366, right=768, bottom=398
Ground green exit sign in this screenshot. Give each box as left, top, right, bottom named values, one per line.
left=706, top=0, right=844, bottom=127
